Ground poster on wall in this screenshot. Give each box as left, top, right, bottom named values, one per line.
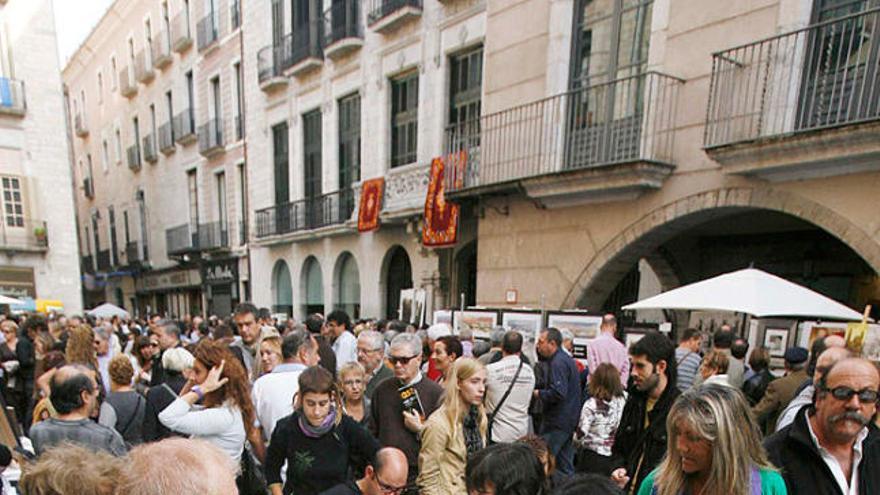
left=398, top=289, right=415, bottom=323
left=454, top=310, right=497, bottom=340
left=412, top=289, right=427, bottom=327
left=547, top=313, right=602, bottom=360
left=764, top=328, right=790, bottom=357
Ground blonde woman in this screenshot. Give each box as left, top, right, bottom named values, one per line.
left=637, top=384, right=786, bottom=495
left=338, top=361, right=370, bottom=426
left=418, top=357, right=487, bottom=495
left=259, top=335, right=283, bottom=376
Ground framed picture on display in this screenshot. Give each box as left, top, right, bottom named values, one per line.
left=547, top=313, right=602, bottom=360
left=433, top=310, right=453, bottom=326
left=764, top=328, right=789, bottom=357
left=454, top=310, right=498, bottom=340
left=502, top=311, right=543, bottom=363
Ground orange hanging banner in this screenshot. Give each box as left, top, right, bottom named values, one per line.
left=357, top=177, right=384, bottom=232
left=422, top=152, right=462, bottom=247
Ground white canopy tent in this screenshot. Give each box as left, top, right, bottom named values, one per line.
left=87, top=302, right=130, bottom=320
left=0, top=295, right=23, bottom=306
left=622, top=268, right=864, bottom=321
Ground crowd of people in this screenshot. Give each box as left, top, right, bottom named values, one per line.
left=0, top=307, right=875, bottom=495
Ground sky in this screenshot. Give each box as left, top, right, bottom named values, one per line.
left=53, top=0, right=115, bottom=67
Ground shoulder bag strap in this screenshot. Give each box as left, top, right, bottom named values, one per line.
left=119, top=395, right=144, bottom=438
left=488, top=358, right=525, bottom=439
left=677, top=351, right=694, bottom=365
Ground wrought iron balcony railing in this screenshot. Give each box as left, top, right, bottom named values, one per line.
left=367, top=0, right=422, bottom=26
left=444, top=71, right=682, bottom=193
left=166, top=221, right=229, bottom=255
left=158, top=121, right=176, bottom=153
left=96, top=249, right=112, bottom=271
left=142, top=134, right=158, bottom=163
left=231, top=0, right=241, bottom=30
left=127, top=144, right=142, bottom=171
left=705, top=7, right=880, bottom=148
left=257, top=44, right=285, bottom=83
left=172, top=11, right=193, bottom=52
left=152, top=32, right=173, bottom=68
left=82, top=177, right=94, bottom=199
left=81, top=255, right=94, bottom=274
left=135, top=49, right=154, bottom=83
left=0, top=220, right=48, bottom=251
left=255, top=188, right=355, bottom=238
left=324, top=0, right=362, bottom=48
left=0, top=78, right=26, bottom=116
left=289, top=19, right=324, bottom=70
left=198, top=118, right=225, bottom=156
left=197, top=14, right=219, bottom=51
left=119, top=67, right=137, bottom=97
left=173, top=109, right=197, bottom=143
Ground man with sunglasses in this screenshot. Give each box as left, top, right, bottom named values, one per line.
left=369, top=333, right=443, bottom=493
left=320, top=447, right=409, bottom=495
left=766, top=357, right=880, bottom=495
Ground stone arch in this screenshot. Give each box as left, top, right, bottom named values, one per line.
left=564, top=187, right=880, bottom=310
left=333, top=251, right=361, bottom=318
left=300, top=256, right=324, bottom=317
left=271, top=259, right=293, bottom=315
left=380, top=245, right=414, bottom=320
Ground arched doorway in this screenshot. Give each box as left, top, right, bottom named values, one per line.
left=272, top=260, right=293, bottom=316
left=384, top=246, right=413, bottom=320
left=334, top=252, right=361, bottom=319
left=455, top=241, right=478, bottom=307
left=564, top=188, right=880, bottom=320
left=301, top=256, right=324, bottom=317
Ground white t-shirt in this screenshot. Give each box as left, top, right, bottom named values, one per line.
left=158, top=397, right=245, bottom=462
left=251, top=363, right=306, bottom=440
left=485, top=355, right=536, bottom=443
left=332, top=331, right=358, bottom=371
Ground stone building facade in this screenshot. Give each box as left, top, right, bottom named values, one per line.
left=64, top=0, right=249, bottom=318
left=0, top=0, right=83, bottom=313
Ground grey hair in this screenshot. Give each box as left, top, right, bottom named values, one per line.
left=158, top=321, right=181, bottom=340
left=383, top=330, right=399, bottom=344
left=391, top=332, right=422, bottom=356
left=490, top=328, right=506, bottom=347
left=358, top=330, right=385, bottom=351
left=561, top=329, right=574, bottom=342
left=162, top=348, right=195, bottom=372
left=93, top=326, right=110, bottom=340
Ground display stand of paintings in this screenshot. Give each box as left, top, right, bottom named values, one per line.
left=622, top=323, right=658, bottom=351
left=502, top=311, right=543, bottom=364
left=453, top=310, right=498, bottom=340
left=797, top=320, right=880, bottom=363
left=547, top=312, right=602, bottom=361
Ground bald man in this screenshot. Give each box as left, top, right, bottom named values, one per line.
left=121, top=437, right=239, bottom=495
left=776, top=346, right=852, bottom=432
left=320, top=447, right=409, bottom=495
left=765, top=358, right=880, bottom=495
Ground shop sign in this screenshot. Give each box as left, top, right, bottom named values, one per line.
left=141, top=269, right=201, bottom=291
left=0, top=266, right=36, bottom=298
left=202, top=259, right=238, bottom=285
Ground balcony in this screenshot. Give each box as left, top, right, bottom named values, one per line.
left=705, top=8, right=880, bottom=182
left=283, top=22, right=324, bottom=77
left=74, top=113, right=88, bottom=137
left=445, top=72, right=682, bottom=207
left=83, top=177, right=94, bottom=199
left=165, top=221, right=229, bottom=256
left=255, top=188, right=356, bottom=239
left=135, top=49, right=154, bottom=83
left=383, top=162, right=430, bottom=219
left=238, top=219, right=248, bottom=245
left=152, top=33, right=173, bottom=69
left=119, top=68, right=137, bottom=97
left=257, top=44, right=288, bottom=91
left=158, top=121, right=176, bottom=154
left=0, top=78, right=26, bottom=117
left=172, top=11, right=193, bottom=52
left=142, top=134, right=158, bottom=163
left=127, top=144, right=142, bottom=172
left=198, top=118, right=224, bottom=157
left=124, top=241, right=150, bottom=268
left=0, top=220, right=49, bottom=253
left=196, top=14, right=219, bottom=52
left=81, top=255, right=94, bottom=274
left=367, top=0, right=422, bottom=34
left=173, top=109, right=197, bottom=144
left=231, top=0, right=241, bottom=30
left=96, top=249, right=112, bottom=271
left=323, top=0, right=363, bottom=60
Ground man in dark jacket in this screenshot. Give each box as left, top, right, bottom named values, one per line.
left=765, top=357, right=880, bottom=495
left=611, top=331, right=679, bottom=494
left=533, top=327, right=581, bottom=476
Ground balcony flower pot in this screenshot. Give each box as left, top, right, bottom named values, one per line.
left=33, top=226, right=47, bottom=245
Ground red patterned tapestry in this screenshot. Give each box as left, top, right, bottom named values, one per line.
left=358, top=177, right=384, bottom=232
left=422, top=153, right=462, bottom=247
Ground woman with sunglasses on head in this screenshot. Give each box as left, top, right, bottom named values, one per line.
left=637, top=384, right=786, bottom=495
left=266, top=365, right=379, bottom=495
left=417, top=357, right=488, bottom=495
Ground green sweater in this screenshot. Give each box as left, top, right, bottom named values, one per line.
left=637, top=468, right=787, bottom=495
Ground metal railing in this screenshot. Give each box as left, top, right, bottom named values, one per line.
left=158, top=121, right=175, bottom=152
left=83, top=177, right=94, bottom=199
left=125, top=241, right=140, bottom=265
left=198, top=221, right=229, bottom=250
left=74, top=113, right=88, bottom=137
left=172, top=11, right=193, bottom=51
left=257, top=44, right=285, bottom=83
left=197, top=14, right=219, bottom=51
left=166, top=223, right=195, bottom=255
left=0, top=78, right=25, bottom=116
left=0, top=220, right=48, bottom=251
left=367, top=0, right=422, bottom=25
left=231, top=0, right=241, bottom=30
left=290, top=19, right=324, bottom=68
left=165, top=222, right=228, bottom=255
left=142, top=134, right=158, bottom=163
left=444, top=71, right=682, bottom=193
left=135, top=49, right=153, bottom=82
left=706, top=8, right=880, bottom=148
left=324, top=0, right=362, bottom=46
left=255, top=188, right=355, bottom=238
left=198, top=118, right=224, bottom=155
left=152, top=32, right=173, bottom=68
left=119, top=67, right=137, bottom=97
left=127, top=144, right=141, bottom=171
left=96, top=249, right=112, bottom=271
left=238, top=219, right=248, bottom=245
left=81, top=255, right=94, bottom=274
left=173, top=109, right=196, bottom=142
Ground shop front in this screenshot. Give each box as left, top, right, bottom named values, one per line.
left=201, top=258, right=240, bottom=318
left=136, top=268, right=203, bottom=318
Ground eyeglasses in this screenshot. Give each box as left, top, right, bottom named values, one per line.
left=388, top=354, right=418, bottom=365
left=821, top=385, right=880, bottom=404
left=374, top=472, right=407, bottom=495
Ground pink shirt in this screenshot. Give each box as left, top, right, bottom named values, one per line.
left=586, top=332, right=630, bottom=387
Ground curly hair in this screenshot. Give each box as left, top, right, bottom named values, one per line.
left=20, top=442, right=125, bottom=495
left=65, top=324, right=98, bottom=370
left=193, top=340, right=255, bottom=430
left=108, top=354, right=134, bottom=387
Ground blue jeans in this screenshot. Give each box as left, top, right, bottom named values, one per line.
left=541, top=428, right=575, bottom=477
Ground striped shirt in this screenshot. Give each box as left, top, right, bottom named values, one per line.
left=675, top=347, right=702, bottom=391
left=30, top=418, right=127, bottom=457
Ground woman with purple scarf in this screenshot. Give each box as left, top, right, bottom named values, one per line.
left=265, top=365, right=380, bottom=495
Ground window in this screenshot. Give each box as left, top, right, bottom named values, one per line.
left=272, top=122, right=289, bottom=205
left=1, top=177, right=24, bottom=227
left=138, top=193, right=149, bottom=260
left=238, top=163, right=247, bottom=244
left=390, top=72, right=419, bottom=168
left=108, top=206, right=118, bottom=265
left=186, top=70, right=194, bottom=114
left=216, top=172, right=226, bottom=230
left=115, top=128, right=123, bottom=164
left=80, top=90, right=87, bottom=121
left=271, top=0, right=284, bottom=46
left=123, top=210, right=131, bottom=244
left=132, top=116, right=141, bottom=161
left=210, top=76, right=221, bottom=120
left=150, top=104, right=157, bottom=141
left=84, top=226, right=91, bottom=255
left=338, top=94, right=360, bottom=188
left=92, top=216, right=101, bottom=252
left=165, top=90, right=174, bottom=123
left=110, top=56, right=118, bottom=89
left=97, top=72, right=104, bottom=104
left=187, top=169, right=199, bottom=228
left=102, top=140, right=110, bottom=172
left=233, top=62, right=243, bottom=140
left=449, top=47, right=483, bottom=127
left=303, top=109, right=322, bottom=200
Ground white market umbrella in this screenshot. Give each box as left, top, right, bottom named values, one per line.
left=622, top=268, right=864, bottom=321
left=0, top=295, right=23, bottom=305
left=87, top=302, right=130, bottom=319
